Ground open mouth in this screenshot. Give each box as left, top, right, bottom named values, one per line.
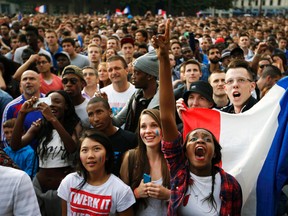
left=233, top=92, right=241, bottom=98
left=145, top=136, right=155, bottom=142
left=195, top=146, right=205, bottom=159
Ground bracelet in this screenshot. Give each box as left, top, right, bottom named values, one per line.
left=134, top=188, right=139, bottom=199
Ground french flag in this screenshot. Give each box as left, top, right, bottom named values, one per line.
left=158, top=9, right=167, bottom=20
left=115, top=9, right=122, bottom=16
left=182, top=77, right=288, bottom=215
left=122, top=6, right=130, bottom=15
left=35, top=5, right=47, bottom=13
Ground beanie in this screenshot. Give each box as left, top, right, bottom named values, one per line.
left=133, top=50, right=159, bottom=78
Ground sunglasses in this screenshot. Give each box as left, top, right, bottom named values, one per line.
left=62, top=78, right=79, bottom=85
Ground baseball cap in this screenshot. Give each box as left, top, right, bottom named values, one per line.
left=221, top=49, right=231, bottom=61
left=183, top=81, right=214, bottom=105
left=215, top=38, right=225, bottom=44
left=62, top=65, right=86, bottom=85
left=54, top=51, right=71, bottom=62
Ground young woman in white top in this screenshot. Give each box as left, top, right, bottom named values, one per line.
left=58, top=129, right=135, bottom=215
left=10, top=90, right=82, bottom=216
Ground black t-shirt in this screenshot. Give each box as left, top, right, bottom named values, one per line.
left=109, top=128, right=138, bottom=176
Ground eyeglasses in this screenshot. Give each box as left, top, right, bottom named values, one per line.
left=259, top=64, right=270, bottom=69
left=36, top=61, right=48, bottom=65
left=62, top=78, right=79, bottom=85
left=225, top=77, right=252, bottom=86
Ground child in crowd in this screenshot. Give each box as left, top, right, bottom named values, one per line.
left=3, top=118, right=37, bottom=178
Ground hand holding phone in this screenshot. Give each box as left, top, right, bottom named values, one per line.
left=33, top=97, right=52, bottom=108
left=143, top=173, right=151, bottom=183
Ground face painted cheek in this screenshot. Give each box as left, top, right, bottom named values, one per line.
left=97, top=154, right=106, bottom=164
left=155, top=129, right=160, bottom=136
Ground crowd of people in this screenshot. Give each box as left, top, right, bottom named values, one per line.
left=0, top=10, right=287, bottom=215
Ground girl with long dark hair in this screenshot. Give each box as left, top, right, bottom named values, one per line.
left=58, top=129, right=135, bottom=215
left=154, top=20, right=242, bottom=215
left=10, top=90, right=82, bottom=216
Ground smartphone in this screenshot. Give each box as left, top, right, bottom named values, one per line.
left=143, top=173, right=151, bottom=183
left=33, top=97, right=52, bottom=108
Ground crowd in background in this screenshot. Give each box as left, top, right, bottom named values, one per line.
left=0, top=11, right=287, bottom=215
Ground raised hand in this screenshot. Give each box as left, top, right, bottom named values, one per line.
left=151, top=19, right=171, bottom=57
left=19, top=96, right=38, bottom=114
left=36, top=102, right=55, bottom=122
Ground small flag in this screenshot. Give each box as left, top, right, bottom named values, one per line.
left=122, top=6, right=130, bottom=15
left=158, top=9, right=167, bottom=20
left=17, top=12, right=22, bottom=21
left=35, top=5, right=47, bottom=13
left=115, top=9, right=122, bottom=16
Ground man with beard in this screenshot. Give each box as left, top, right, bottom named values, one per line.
left=112, top=51, right=159, bottom=132
left=201, top=44, right=223, bottom=82
left=208, top=70, right=230, bottom=109
left=13, top=25, right=52, bottom=66
left=1, top=70, right=44, bottom=148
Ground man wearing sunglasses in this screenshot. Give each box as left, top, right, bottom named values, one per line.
left=62, top=65, right=90, bottom=129
left=222, top=60, right=258, bottom=114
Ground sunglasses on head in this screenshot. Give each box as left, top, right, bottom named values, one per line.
left=62, top=77, right=79, bottom=85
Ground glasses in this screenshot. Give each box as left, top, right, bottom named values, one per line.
left=259, top=64, right=270, bottom=69
left=225, top=77, right=252, bottom=86
left=36, top=61, right=48, bottom=65
left=62, top=78, right=79, bottom=85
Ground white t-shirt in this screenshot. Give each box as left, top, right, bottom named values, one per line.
left=179, top=172, right=221, bottom=216
left=75, top=98, right=90, bottom=129
left=101, top=83, right=136, bottom=116
left=57, top=172, right=135, bottom=215
left=38, top=129, right=71, bottom=168
left=0, top=166, right=41, bottom=216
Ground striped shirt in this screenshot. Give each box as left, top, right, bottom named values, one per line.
left=0, top=166, right=41, bottom=216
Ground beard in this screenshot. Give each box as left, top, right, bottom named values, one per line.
left=210, top=58, right=220, bottom=64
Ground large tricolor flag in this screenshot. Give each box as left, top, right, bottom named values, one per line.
left=182, top=77, right=288, bottom=216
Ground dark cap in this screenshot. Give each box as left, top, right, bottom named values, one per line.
left=62, top=65, right=86, bottom=85
left=230, top=47, right=244, bottom=58
left=54, top=51, right=71, bottom=62
left=221, top=49, right=231, bottom=61
left=183, top=81, right=214, bottom=105
left=121, top=37, right=134, bottom=47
